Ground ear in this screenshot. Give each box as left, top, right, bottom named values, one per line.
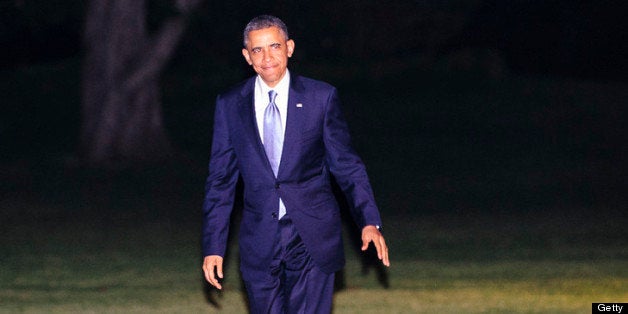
left=242, top=48, right=252, bottom=65
left=286, top=39, right=295, bottom=58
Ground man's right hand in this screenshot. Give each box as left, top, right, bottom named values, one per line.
left=202, top=255, right=224, bottom=289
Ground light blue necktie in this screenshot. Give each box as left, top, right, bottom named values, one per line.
left=263, top=90, right=286, bottom=219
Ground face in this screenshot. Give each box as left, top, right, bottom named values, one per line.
left=242, top=26, right=295, bottom=87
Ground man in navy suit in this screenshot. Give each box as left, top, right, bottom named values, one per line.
left=202, top=15, right=389, bottom=313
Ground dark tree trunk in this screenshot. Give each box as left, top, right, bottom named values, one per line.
left=80, top=0, right=201, bottom=166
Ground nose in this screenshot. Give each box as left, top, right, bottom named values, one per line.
left=262, top=49, right=271, bottom=62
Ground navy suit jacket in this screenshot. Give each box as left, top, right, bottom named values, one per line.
left=202, top=74, right=382, bottom=281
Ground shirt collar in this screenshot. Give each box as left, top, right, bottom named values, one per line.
left=256, top=70, right=290, bottom=98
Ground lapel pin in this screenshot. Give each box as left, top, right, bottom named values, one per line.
left=296, top=103, right=303, bottom=108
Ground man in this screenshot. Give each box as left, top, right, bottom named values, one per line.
left=202, top=15, right=389, bottom=313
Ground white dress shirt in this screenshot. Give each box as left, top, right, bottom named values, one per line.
left=254, top=70, right=290, bottom=143
left=254, top=70, right=290, bottom=218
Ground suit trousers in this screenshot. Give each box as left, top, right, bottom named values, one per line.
left=244, top=215, right=335, bottom=314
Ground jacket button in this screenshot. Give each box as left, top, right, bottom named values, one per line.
left=271, top=212, right=278, bottom=219
left=275, top=183, right=280, bottom=189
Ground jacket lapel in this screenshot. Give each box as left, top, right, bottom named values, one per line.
left=277, top=75, right=306, bottom=179
left=237, top=78, right=275, bottom=175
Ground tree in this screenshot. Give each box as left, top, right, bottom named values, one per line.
left=80, top=0, right=202, bottom=166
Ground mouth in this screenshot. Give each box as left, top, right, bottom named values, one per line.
left=261, top=65, right=277, bottom=71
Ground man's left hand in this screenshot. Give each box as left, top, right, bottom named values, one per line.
left=361, top=225, right=390, bottom=267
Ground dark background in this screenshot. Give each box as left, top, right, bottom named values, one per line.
left=1, top=0, right=626, bottom=254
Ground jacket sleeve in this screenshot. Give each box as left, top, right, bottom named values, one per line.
left=201, top=95, right=240, bottom=257
left=322, top=88, right=382, bottom=229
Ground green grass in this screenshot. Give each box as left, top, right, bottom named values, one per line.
left=4, top=257, right=626, bottom=313
left=1, top=186, right=626, bottom=313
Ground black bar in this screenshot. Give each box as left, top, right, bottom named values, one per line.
left=592, top=303, right=628, bottom=314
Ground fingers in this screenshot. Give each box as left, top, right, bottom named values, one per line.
left=361, top=237, right=369, bottom=251
left=379, top=236, right=390, bottom=267
left=208, top=266, right=221, bottom=290
left=216, top=260, right=224, bottom=280
left=203, top=256, right=224, bottom=290
left=371, top=235, right=390, bottom=267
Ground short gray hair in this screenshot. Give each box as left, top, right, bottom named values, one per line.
left=243, top=15, right=289, bottom=47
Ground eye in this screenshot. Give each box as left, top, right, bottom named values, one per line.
left=252, top=47, right=261, bottom=53
left=271, top=43, right=281, bottom=49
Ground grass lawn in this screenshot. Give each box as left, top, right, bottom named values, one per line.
left=1, top=188, right=626, bottom=313
left=4, top=257, right=626, bottom=313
